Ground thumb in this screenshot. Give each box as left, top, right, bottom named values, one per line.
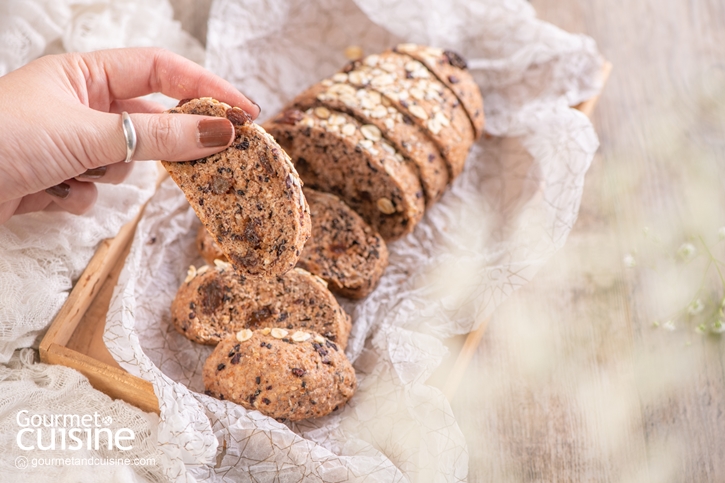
left=94, top=112, right=235, bottom=165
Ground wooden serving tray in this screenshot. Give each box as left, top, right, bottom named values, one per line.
left=39, top=62, right=610, bottom=414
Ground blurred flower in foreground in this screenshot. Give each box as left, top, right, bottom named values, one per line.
left=677, top=242, right=697, bottom=261
left=623, top=254, right=636, bottom=268
left=687, top=299, right=705, bottom=315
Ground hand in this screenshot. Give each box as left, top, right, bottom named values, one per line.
left=0, top=47, right=260, bottom=225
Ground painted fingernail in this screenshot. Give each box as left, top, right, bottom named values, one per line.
left=45, top=183, right=70, bottom=199
left=78, top=166, right=107, bottom=179
left=250, top=99, right=261, bottom=116
left=198, top=118, right=234, bottom=148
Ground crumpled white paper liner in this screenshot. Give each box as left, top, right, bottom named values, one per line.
left=104, top=0, right=603, bottom=481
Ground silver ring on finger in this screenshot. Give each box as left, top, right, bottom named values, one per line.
left=121, top=111, right=137, bottom=163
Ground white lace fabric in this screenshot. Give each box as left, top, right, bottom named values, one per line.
left=102, top=0, right=604, bottom=482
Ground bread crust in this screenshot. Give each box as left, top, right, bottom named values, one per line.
left=344, top=52, right=475, bottom=180
left=203, top=330, right=356, bottom=421
left=394, top=44, right=485, bottom=139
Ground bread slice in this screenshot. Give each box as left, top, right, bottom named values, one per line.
left=263, top=108, right=425, bottom=241
left=171, top=262, right=352, bottom=349
left=197, top=189, right=389, bottom=299
left=203, top=329, right=356, bottom=421
left=298, top=188, right=388, bottom=299
left=345, top=52, right=475, bottom=180
left=393, top=44, right=485, bottom=139
left=161, top=98, right=310, bottom=277
left=291, top=81, right=449, bottom=206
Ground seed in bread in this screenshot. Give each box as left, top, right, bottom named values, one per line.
left=291, top=81, right=449, bottom=206
left=203, top=330, right=357, bottom=421
left=263, top=108, right=425, bottom=241
left=346, top=52, right=475, bottom=180
left=298, top=188, right=388, bottom=299
left=161, top=98, right=310, bottom=277
left=171, top=263, right=351, bottom=348
left=393, top=44, right=484, bottom=139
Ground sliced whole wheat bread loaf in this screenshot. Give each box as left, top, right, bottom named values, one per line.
left=263, top=108, right=424, bottom=241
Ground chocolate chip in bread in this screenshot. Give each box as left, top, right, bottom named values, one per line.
left=171, top=262, right=351, bottom=348
left=162, top=98, right=310, bottom=277
left=203, top=330, right=356, bottom=421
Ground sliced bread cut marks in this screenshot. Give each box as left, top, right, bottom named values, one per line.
left=263, top=108, right=425, bottom=241
left=291, top=81, right=449, bottom=206
left=393, top=43, right=485, bottom=139
left=344, top=52, right=475, bottom=179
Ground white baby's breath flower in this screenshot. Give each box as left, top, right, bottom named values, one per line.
left=718, top=227, right=725, bottom=241
left=695, top=323, right=707, bottom=335
left=712, top=319, right=725, bottom=334
left=687, top=299, right=705, bottom=315
left=623, top=254, right=636, bottom=268
left=677, top=242, right=697, bottom=261
left=662, top=320, right=676, bottom=331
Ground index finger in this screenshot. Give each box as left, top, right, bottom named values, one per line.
left=75, top=48, right=260, bottom=118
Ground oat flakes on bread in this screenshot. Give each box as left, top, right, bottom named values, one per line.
left=393, top=43, right=485, bottom=139
left=346, top=51, right=475, bottom=180
left=203, top=329, right=356, bottom=421
left=263, top=108, right=424, bottom=241
left=290, top=80, right=449, bottom=206
left=298, top=188, right=388, bottom=299
left=171, top=262, right=351, bottom=348
left=162, top=98, right=310, bottom=277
